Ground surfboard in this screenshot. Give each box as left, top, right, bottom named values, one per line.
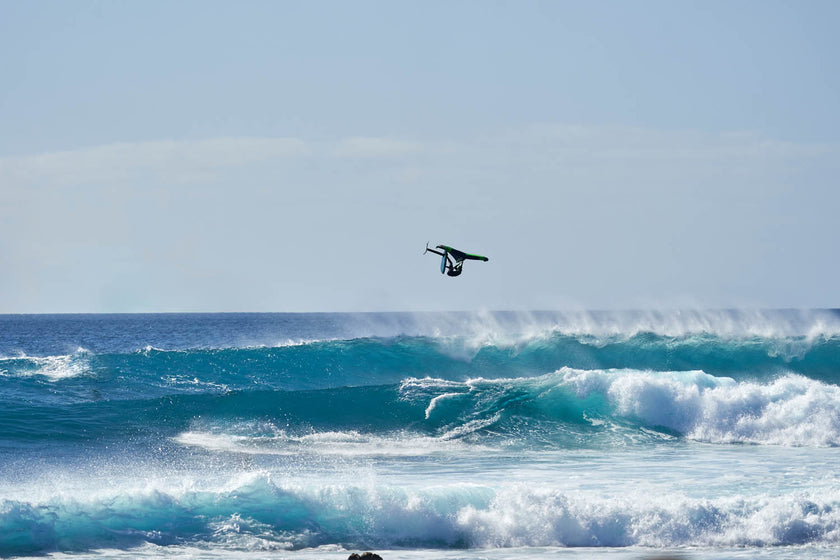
left=438, top=245, right=489, bottom=262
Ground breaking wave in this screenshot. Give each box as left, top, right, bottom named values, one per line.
left=3, top=473, right=840, bottom=556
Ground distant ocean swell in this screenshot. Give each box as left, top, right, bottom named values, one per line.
left=3, top=475, right=840, bottom=555
left=3, top=329, right=840, bottom=387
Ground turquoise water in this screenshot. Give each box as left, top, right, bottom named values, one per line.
left=1, top=311, right=839, bottom=559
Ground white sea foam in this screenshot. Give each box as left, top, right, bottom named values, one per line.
left=5, top=474, right=840, bottom=551
left=0, top=348, right=92, bottom=380
left=271, top=338, right=318, bottom=348
left=561, top=368, right=840, bottom=446
left=174, top=429, right=495, bottom=457
left=455, top=485, right=840, bottom=548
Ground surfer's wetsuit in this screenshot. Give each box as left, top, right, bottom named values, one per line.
left=446, top=261, right=463, bottom=277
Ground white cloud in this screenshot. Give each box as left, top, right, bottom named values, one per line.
left=2, top=127, right=831, bottom=194
left=486, top=124, right=835, bottom=165
left=0, top=137, right=311, bottom=190
left=333, top=136, right=425, bottom=158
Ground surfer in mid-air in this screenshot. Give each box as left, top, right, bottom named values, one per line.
left=424, top=243, right=489, bottom=277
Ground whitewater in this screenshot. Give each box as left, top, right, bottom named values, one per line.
left=1, top=310, right=839, bottom=559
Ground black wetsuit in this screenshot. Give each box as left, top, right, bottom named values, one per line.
left=426, top=245, right=481, bottom=277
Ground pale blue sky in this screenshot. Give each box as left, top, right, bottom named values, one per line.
left=1, top=1, right=838, bottom=312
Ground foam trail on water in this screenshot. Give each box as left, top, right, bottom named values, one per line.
left=174, top=429, right=497, bottom=457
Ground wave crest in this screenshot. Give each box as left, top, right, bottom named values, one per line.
left=563, top=368, right=840, bottom=446
left=400, top=368, right=840, bottom=447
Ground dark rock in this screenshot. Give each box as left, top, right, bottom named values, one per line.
left=348, top=553, right=383, bottom=560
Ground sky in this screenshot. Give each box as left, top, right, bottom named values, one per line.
left=1, top=0, right=838, bottom=313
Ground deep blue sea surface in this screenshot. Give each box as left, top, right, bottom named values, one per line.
left=2, top=310, right=840, bottom=559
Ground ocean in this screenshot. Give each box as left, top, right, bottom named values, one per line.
left=1, top=310, right=839, bottom=560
